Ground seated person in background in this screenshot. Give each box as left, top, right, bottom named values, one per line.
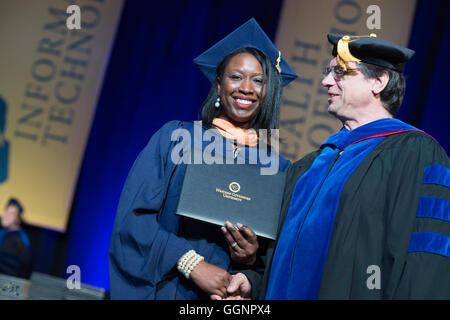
left=0, top=198, right=31, bottom=278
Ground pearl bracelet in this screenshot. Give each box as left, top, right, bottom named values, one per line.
left=177, top=250, right=204, bottom=279
left=177, top=250, right=195, bottom=272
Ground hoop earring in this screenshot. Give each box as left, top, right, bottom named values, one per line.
left=215, top=97, right=220, bottom=108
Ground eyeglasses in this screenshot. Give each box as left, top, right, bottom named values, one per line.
left=322, top=66, right=359, bottom=81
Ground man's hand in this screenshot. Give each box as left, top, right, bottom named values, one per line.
left=221, top=221, right=259, bottom=266
left=210, top=273, right=252, bottom=300
left=189, top=261, right=231, bottom=298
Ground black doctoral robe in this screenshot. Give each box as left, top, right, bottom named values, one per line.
left=246, top=118, right=449, bottom=299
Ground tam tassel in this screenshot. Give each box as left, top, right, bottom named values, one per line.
left=337, top=35, right=361, bottom=71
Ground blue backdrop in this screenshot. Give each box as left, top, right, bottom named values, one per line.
left=26, top=0, right=449, bottom=292
left=62, top=0, right=284, bottom=291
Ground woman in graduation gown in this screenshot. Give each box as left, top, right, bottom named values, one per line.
left=108, top=18, right=297, bottom=300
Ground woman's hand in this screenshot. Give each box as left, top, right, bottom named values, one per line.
left=221, top=221, right=258, bottom=266
left=189, top=261, right=231, bottom=298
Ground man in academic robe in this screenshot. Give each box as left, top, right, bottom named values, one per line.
left=225, top=33, right=450, bottom=299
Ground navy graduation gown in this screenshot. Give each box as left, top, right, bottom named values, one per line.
left=0, top=227, right=31, bottom=278
left=109, top=120, right=290, bottom=299
left=261, top=118, right=450, bottom=299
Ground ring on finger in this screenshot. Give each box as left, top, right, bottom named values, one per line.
left=231, top=242, right=237, bottom=248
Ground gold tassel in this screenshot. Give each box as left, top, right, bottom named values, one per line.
left=275, top=50, right=281, bottom=73
left=337, top=35, right=361, bottom=71
left=336, top=34, right=377, bottom=71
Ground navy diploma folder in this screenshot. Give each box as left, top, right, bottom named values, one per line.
left=175, top=163, right=286, bottom=240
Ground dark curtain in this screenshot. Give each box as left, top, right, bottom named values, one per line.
left=56, top=0, right=282, bottom=291
left=26, top=0, right=449, bottom=292
left=398, top=0, right=450, bottom=154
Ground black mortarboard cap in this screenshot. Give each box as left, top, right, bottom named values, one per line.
left=327, top=34, right=415, bottom=73
left=194, top=18, right=298, bottom=86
